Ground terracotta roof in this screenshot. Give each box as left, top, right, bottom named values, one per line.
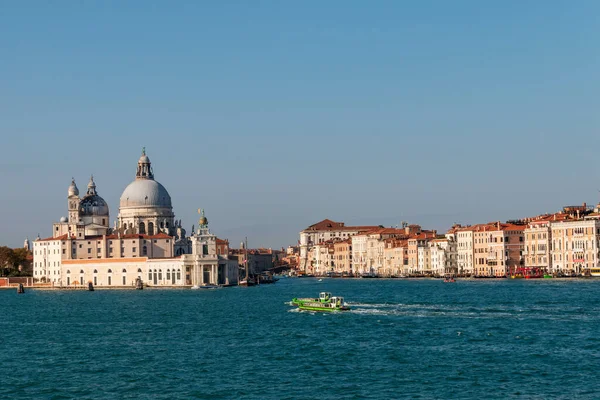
left=303, top=219, right=378, bottom=232
left=37, top=234, right=70, bottom=242
left=216, top=238, right=229, bottom=245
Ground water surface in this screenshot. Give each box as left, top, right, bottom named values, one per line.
left=2, top=278, right=599, bottom=399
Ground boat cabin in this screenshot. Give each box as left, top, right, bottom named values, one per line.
left=330, top=296, right=344, bottom=306
left=319, top=292, right=332, bottom=302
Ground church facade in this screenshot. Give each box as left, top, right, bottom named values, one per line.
left=33, top=149, right=238, bottom=287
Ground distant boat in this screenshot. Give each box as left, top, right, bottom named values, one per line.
left=318, top=278, right=323, bottom=282
left=239, top=278, right=256, bottom=287
left=199, top=284, right=221, bottom=289
left=191, top=285, right=200, bottom=290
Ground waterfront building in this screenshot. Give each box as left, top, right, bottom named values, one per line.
left=417, top=245, right=432, bottom=275
left=523, top=214, right=569, bottom=273
left=383, top=239, right=408, bottom=276
left=549, top=216, right=600, bottom=275
left=299, top=219, right=378, bottom=272
left=33, top=149, right=238, bottom=287
left=312, top=241, right=335, bottom=275
left=333, top=239, right=352, bottom=274
left=430, top=238, right=455, bottom=277
left=407, top=231, right=436, bottom=275
left=455, top=227, right=474, bottom=276
left=487, top=223, right=525, bottom=277
left=352, top=227, right=415, bottom=275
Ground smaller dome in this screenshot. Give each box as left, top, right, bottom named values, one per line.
left=68, top=179, right=79, bottom=197
left=139, top=154, right=150, bottom=163
left=80, top=195, right=109, bottom=217
left=60, top=216, right=68, bottom=223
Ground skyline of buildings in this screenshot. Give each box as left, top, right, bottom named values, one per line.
left=298, top=201, right=600, bottom=278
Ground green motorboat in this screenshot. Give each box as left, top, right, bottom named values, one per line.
left=291, top=292, right=350, bottom=312
left=291, top=292, right=332, bottom=306
left=297, top=296, right=350, bottom=312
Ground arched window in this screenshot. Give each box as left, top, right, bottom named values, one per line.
left=122, top=269, right=127, bottom=273
left=177, top=269, right=181, bottom=280
left=80, top=269, right=84, bottom=274
left=160, top=221, right=164, bottom=229
left=108, top=269, right=112, bottom=273
left=66, top=270, right=71, bottom=274
left=139, top=222, right=146, bottom=234
left=148, top=270, right=152, bottom=281
left=93, top=269, right=98, bottom=274
left=166, top=269, right=171, bottom=280
left=158, top=270, right=162, bottom=280
left=137, top=268, right=142, bottom=273
left=143, top=246, right=147, bottom=256
left=148, top=222, right=154, bottom=236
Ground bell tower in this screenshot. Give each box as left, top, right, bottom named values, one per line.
left=67, top=178, right=80, bottom=224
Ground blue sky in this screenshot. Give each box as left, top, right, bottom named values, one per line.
left=1, top=1, right=599, bottom=249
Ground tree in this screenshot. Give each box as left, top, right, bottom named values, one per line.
left=0, top=247, right=32, bottom=276
left=0, top=246, right=15, bottom=276
left=11, top=248, right=32, bottom=276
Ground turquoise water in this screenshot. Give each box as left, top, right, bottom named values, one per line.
left=2, top=278, right=600, bottom=399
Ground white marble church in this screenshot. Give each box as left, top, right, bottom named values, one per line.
left=33, top=149, right=238, bottom=287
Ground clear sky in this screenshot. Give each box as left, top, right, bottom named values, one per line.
left=1, top=1, right=599, bottom=249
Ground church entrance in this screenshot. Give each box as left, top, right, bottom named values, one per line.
left=203, top=266, right=211, bottom=284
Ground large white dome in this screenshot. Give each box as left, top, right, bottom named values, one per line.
left=120, top=179, right=172, bottom=208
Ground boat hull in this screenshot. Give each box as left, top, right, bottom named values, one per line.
left=298, top=304, right=350, bottom=312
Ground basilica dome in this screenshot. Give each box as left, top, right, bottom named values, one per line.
left=117, top=148, right=176, bottom=236
left=119, top=179, right=172, bottom=208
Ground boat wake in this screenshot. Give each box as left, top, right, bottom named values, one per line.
left=343, top=302, right=592, bottom=321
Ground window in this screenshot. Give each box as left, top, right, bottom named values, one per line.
left=87, top=248, right=91, bottom=254
left=109, top=247, right=113, bottom=253
left=133, top=247, right=137, bottom=252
